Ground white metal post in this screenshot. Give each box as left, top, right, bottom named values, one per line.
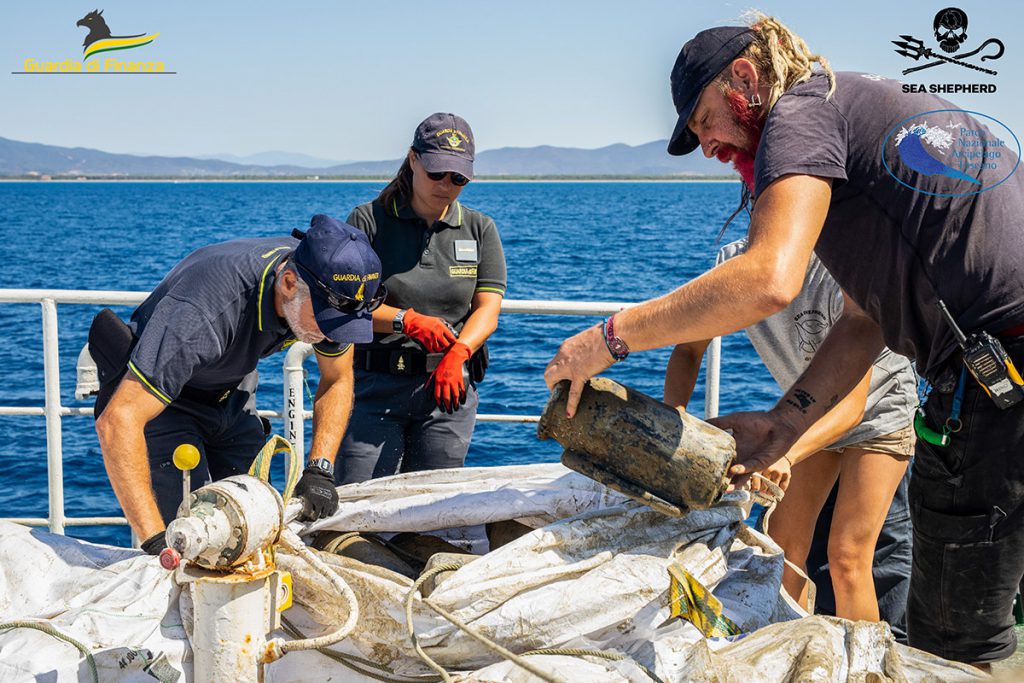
left=41, top=299, right=66, bottom=535
left=704, top=336, right=721, bottom=420
left=283, top=343, right=314, bottom=459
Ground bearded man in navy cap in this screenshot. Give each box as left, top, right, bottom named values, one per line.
left=545, top=13, right=1024, bottom=668
left=92, top=214, right=384, bottom=554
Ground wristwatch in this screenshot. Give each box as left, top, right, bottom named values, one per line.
left=307, top=458, right=335, bottom=477
left=392, top=309, right=407, bottom=333
left=603, top=315, right=630, bottom=362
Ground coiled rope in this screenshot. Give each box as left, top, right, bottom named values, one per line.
left=280, top=615, right=441, bottom=683
left=402, top=563, right=664, bottom=682
left=0, top=621, right=98, bottom=683
left=265, top=528, right=361, bottom=661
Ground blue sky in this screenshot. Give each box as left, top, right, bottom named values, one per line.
left=2, top=1, right=1021, bottom=160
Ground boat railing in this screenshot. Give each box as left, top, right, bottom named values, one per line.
left=0, top=288, right=721, bottom=535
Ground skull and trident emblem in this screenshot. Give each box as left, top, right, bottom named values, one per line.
left=892, top=7, right=1004, bottom=76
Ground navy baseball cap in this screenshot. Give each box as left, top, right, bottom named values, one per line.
left=292, top=214, right=383, bottom=344
left=412, top=112, right=475, bottom=179
left=667, top=26, right=756, bottom=156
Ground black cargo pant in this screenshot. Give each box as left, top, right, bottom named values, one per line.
left=806, top=469, right=912, bottom=642
left=142, top=390, right=267, bottom=523
left=96, top=376, right=266, bottom=524
left=907, top=336, right=1024, bottom=663
left=337, top=368, right=478, bottom=485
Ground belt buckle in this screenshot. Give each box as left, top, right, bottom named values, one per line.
left=390, top=350, right=412, bottom=375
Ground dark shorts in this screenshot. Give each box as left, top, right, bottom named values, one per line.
left=907, top=337, right=1024, bottom=663
left=337, top=368, right=478, bottom=485
left=144, top=389, right=267, bottom=523
left=807, top=468, right=912, bottom=642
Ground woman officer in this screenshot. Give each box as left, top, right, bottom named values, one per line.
left=336, top=113, right=507, bottom=484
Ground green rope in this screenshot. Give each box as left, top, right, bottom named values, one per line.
left=0, top=621, right=98, bottom=683
left=280, top=615, right=440, bottom=683
left=303, top=371, right=316, bottom=407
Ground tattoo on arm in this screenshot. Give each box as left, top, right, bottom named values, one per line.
left=784, top=388, right=817, bottom=414
left=825, top=394, right=839, bottom=410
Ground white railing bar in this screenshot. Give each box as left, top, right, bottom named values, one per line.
left=41, top=299, right=66, bottom=536
left=704, top=336, right=721, bottom=419
left=1, top=405, right=536, bottom=424
left=0, top=407, right=299, bottom=419
left=476, top=414, right=540, bottom=423
left=0, top=289, right=148, bottom=305
left=499, top=299, right=635, bottom=316
left=284, top=343, right=315, bottom=458
left=7, top=517, right=128, bottom=527
left=0, top=289, right=637, bottom=316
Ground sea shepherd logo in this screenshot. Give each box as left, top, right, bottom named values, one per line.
left=893, top=7, right=1003, bottom=95
left=13, top=9, right=170, bottom=75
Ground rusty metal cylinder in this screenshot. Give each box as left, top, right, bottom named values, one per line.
left=537, top=378, right=735, bottom=513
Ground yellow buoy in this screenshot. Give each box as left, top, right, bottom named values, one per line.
left=172, top=444, right=201, bottom=471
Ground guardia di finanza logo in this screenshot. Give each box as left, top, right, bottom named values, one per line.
left=18, top=9, right=166, bottom=74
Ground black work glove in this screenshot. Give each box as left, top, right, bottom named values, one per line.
left=141, top=530, right=167, bottom=556
left=294, top=467, right=340, bottom=521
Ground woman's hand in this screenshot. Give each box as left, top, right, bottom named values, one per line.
left=429, top=342, right=472, bottom=413
left=753, top=454, right=792, bottom=493
left=402, top=309, right=457, bottom=353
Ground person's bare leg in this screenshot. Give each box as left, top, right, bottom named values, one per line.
left=828, top=449, right=908, bottom=621
left=768, top=450, right=841, bottom=606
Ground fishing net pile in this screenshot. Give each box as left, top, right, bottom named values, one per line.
left=0, top=464, right=984, bottom=681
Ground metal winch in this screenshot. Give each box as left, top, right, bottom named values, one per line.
left=159, top=445, right=293, bottom=683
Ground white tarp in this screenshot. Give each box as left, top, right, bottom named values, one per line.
left=0, top=464, right=986, bottom=682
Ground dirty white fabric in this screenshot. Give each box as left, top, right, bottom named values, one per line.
left=0, top=465, right=985, bottom=682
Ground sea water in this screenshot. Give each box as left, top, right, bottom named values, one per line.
left=0, top=181, right=779, bottom=546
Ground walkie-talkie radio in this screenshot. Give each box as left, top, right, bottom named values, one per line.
left=937, top=300, right=1024, bottom=409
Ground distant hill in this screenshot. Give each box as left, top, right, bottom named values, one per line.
left=0, top=136, right=732, bottom=178
left=195, top=151, right=350, bottom=168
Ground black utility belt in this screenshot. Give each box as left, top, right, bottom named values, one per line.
left=355, top=344, right=489, bottom=381
left=355, top=348, right=442, bottom=376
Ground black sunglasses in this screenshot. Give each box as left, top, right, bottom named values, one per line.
left=293, top=259, right=387, bottom=313
left=424, top=169, right=470, bottom=187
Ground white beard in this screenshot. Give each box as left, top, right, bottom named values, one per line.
left=283, top=287, right=326, bottom=344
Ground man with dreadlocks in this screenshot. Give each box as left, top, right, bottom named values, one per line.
left=545, top=14, right=1024, bottom=668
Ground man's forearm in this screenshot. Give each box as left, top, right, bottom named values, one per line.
left=616, top=256, right=789, bottom=352
left=308, top=380, right=353, bottom=463
left=96, top=415, right=165, bottom=539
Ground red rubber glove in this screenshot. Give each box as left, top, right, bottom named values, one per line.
left=430, top=342, right=472, bottom=413
left=402, top=309, right=457, bottom=353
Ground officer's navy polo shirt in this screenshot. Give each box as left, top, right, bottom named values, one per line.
left=346, top=198, right=506, bottom=351
left=128, top=237, right=349, bottom=404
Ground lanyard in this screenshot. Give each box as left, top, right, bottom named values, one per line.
left=945, top=365, right=968, bottom=434
left=914, top=365, right=967, bottom=447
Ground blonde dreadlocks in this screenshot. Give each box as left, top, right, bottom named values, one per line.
left=736, top=13, right=836, bottom=110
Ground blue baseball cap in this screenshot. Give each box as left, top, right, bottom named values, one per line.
left=667, top=26, right=756, bottom=156
left=292, top=214, right=383, bottom=344
left=412, top=112, right=475, bottom=179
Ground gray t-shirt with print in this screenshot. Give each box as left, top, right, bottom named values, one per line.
left=718, top=239, right=917, bottom=448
